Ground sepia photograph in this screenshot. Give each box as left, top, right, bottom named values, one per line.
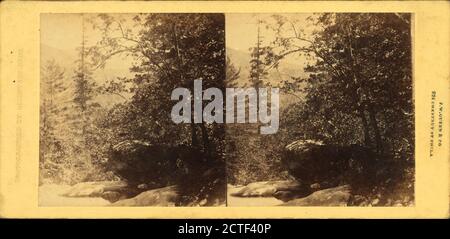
left=39, top=13, right=228, bottom=207
left=39, top=13, right=414, bottom=207
left=224, top=13, right=414, bottom=207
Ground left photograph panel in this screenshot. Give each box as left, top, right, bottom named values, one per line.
left=39, top=13, right=227, bottom=207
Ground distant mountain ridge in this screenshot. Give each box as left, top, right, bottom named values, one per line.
left=226, top=47, right=307, bottom=85
left=40, top=44, right=305, bottom=109
left=41, top=44, right=77, bottom=68
left=41, top=44, right=127, bottom=108
left=226, top=47, right=306, bottom=105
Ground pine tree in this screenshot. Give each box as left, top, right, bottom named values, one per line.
left=249, top=20, right=268, bottom=91
left=69, top=15, right=99, bottom=181
left=73, top=17, right=96, bottom=113
left=40, top=60, right=71, bottom=183
left=226, top=19, right=284, bottom=185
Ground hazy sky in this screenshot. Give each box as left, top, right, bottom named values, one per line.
left=41, top=13, right=134, bottom=85
left=41, top=13, right=311, bottom=105
left=41, top=13, right=313, bottom=83
left=226, top=14, right=262, bottom=52
left=42, top=13, right=313, bottom=52
left=226, top=13, right=312, bottom=51
left=41, top=14, right=83, bottom=51
left=41, top=13, right=271, bottom=52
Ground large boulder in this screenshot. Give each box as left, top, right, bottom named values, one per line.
left=108, top=140, right=227, bottom=206
left=273, top=188, right=311, bottom=202
left=230, top=180, right=306, bottom=197
left=101, top=191, right=126, bottom=203
left=39, top=184, right=111, bottom=206
left=279, top=185, right=352, bottom=206
left=61, top=181, right=127, bottom=197
left=111, top=186, right=179, bottom=206
left=108, top=140, right=210, bottom=187
left=283, top=140, right=376, bottom=187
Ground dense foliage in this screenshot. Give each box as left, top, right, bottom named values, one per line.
left=266, top=13, right=414, bottom=204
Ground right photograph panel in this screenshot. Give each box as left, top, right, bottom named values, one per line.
left=225, top=13, right=414, bottom=207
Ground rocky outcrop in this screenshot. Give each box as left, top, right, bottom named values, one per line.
left=61, top=181, right=128, bottom=197
left=101, top=191, right=126, bottom=203
left=108, top=140, right=208, bottom=187
left=108, top=140, right=227, bottom=206
left=111, top=186, right=179, bottom=206
left=283, top=140, right=376, bottom=187
left=39, top=184, right=111, bottom=206
left=279, top=185, right=352, bottom=206
left=273, top=189, right=311, bottom=202
left=230, top=180, right=306, bottom=197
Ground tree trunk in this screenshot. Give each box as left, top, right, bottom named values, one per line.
left=200, top=122, right=210, bottom=156
left=368, top=106, right=383, bottom=153
left=191, top=123, right=198, bottom=148
left=358, top=106, right=372, bottom=148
